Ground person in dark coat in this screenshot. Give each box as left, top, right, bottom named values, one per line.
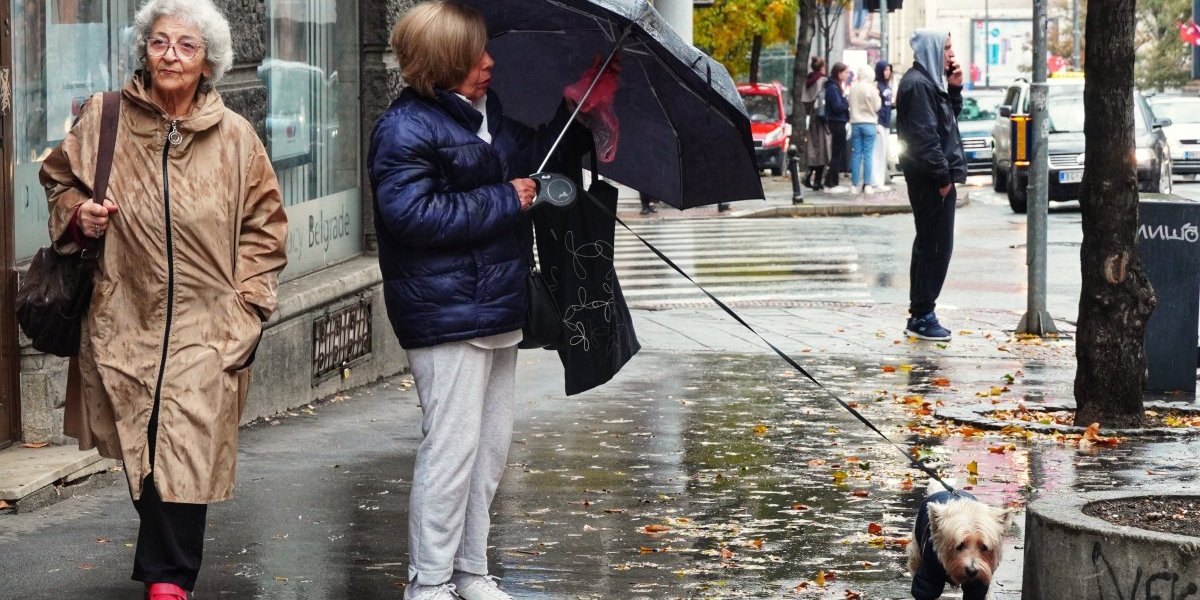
left=896, top=30, right=967, bottom=342
left=368, top=3, right=613, bottom=599
left=872, top=60, right=894, bottom=189
left=822, top=62, right=851, bottom=191
left=802, top=56, right=830, bottom=190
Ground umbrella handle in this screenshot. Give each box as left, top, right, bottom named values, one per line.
left=535, top=26, right=632, bottom=175
left=529, top=172, right=577, bottom=209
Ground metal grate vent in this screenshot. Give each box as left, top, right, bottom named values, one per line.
left=312, top=299, right=372, bottom=382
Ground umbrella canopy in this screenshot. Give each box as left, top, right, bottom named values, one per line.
left=467, top=0, right=765, bottom=209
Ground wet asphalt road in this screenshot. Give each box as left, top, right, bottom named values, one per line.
left=3, top=178, right=1199, bottom=599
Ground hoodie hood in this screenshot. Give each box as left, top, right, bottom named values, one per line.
left=806, top=69, right=825, bottom=87
left=910, top=29, right=948, bottom=92
left=875, top=60, right=891, bottom=85
left=855, top=65, right=875, bottom=86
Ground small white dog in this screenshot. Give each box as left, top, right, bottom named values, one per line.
left=907, top=481, right=1010, bottom=600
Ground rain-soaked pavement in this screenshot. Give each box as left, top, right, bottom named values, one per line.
left=4, top=192, right=1200, bottom=598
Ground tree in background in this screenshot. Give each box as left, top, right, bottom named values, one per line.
left=1048, top=0, right=1086, bottom=69
left=814, top=0, right=849, bottom=68
left=1134, top=0, right=1191, bottom=91
left=791, top=0, right=816, bottom=168
left=694, top=0, right=798, bottom=82
left=1075, top=0, right=1155, bottom=428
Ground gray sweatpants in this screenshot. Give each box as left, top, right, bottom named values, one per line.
left=405, top=341, right=517, bottom=585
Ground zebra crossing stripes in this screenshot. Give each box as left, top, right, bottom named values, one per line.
left=611, top=219, right=870, bottom=309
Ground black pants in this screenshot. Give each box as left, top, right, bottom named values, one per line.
left=907, top=179, right=957, bottom=316
left=824, top=121, right=848, bottom=187
left=131, top=397, right=207, bottom=590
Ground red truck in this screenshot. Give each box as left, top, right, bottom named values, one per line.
left=737, top=82, right=792, bottom=176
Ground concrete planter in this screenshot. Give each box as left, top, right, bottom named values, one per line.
left=1023, top=489, right=1200, bottom=600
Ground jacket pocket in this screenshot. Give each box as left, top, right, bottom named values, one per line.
left=222, top=293, right=265, bottom=372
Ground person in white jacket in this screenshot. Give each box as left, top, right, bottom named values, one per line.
left=848, top=64, right=883, bottom=193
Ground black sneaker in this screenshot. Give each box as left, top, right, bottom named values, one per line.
left=905, top=312, right=952, bottom=341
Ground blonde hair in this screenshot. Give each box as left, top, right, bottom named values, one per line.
left=391, top=1, right=488, bottom=99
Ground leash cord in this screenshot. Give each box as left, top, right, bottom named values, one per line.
left=592, top=194, right=956, bottom=494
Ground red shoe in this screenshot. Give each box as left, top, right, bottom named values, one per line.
left=147, top=583, right=188, bottom=600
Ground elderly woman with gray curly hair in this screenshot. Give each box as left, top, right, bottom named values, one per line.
left=38, top=0, right=287, bottom=597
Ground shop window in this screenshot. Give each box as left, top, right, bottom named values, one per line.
left=262, top=0, right=362, bottom=280
left=11, top=0, right=135, bottom=261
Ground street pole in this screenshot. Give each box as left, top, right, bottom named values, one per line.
left=1018, top=0, right=1059, bottom=336
left=984, top=0, right=990, bottom=87
left=880, top=3, right=889, bottom=62
left=1194, top=0, right=1200, bottom=79
left=1072, top=0, right=1081, bottom=70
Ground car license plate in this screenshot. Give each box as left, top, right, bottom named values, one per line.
left=1186, top=151, right=1200, bottom=160
left=1059, top=170, right=1084, bottom=184
left=968, top=149, right=992, bottom=160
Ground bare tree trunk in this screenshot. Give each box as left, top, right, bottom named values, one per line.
left=1074, top=0, right=1154, bottom=428
left=749, top=34, right=763, bottom=85
left=791, top=0, right=816, bottom=167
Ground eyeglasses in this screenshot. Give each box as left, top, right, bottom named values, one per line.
left=146, top=37, right=204, bottom=60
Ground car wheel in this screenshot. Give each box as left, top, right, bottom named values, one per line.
left=1007, top=169, right=1028, bottom=213
left=771, top=152, right=785, bottom=177
left=1158, top=155, right=1173, bottom=195
left=992, top=161, right=1007, bottom=192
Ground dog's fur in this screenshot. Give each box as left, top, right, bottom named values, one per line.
left=907, top=482, right=1010, bottom=599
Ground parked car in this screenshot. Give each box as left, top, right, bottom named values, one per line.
left=958, top=88, right=1005, bottom=175
left=886, top=88, right=1003, bottom=177
left=1147, top=94, right=1200, bottom=177
left=992, top=78, right=1172, bottom=213
left=738, top=82, right=792, bottom=176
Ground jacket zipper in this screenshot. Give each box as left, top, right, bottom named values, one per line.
left=148, top=119, right=179, bottom=470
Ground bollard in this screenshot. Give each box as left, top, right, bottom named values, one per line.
left=788, top=144, right=803, bottom=204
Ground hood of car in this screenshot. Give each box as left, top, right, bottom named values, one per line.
left=959, top=120, right=994, bottom=137
left=1163, top=122, right=1200, bottom=143
left=1045, top=130, right=1159, bottom=157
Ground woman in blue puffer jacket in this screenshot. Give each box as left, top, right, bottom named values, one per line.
left=367, top=3, right=607, bottom=599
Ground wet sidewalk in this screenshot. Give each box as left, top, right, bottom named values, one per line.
left=5, top=302, right=1196, bottom=599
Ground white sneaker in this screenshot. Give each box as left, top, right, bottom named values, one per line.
left=863, top=185, right=876, bottom=194
left=874, top=184, right=891, bottom=192
left=827, top=185, right=850, bottom=194
left=456, top=576, right=514, bottom=600
left=405, top=583, right=458, bottom=600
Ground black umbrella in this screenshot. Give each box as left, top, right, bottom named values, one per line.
left=467, top=0, right=764, bottom=209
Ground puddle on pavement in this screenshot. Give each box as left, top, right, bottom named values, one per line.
left=494, top=353, right=1200, bottom=598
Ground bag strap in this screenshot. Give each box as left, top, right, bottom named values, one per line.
left=84, top=91, right=121, bottom=259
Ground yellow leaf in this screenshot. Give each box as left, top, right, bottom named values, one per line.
left=816, top=570, right=827, bottom=586
left=833, top=470, right=849, bottom=484
left=899, top=364, right=914, bottom=372
left=753, top=424, right=768, bottom=436
left=966, top=461, right=979, bottom=475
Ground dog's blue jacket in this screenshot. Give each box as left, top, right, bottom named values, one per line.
left=912, top=490, right=988, bottom=600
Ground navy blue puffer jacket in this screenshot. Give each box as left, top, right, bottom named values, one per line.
left=368, top=88, right=536, bottom=349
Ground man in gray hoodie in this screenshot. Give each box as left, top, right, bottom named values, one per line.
left=896, top=30, right=967, bottom=341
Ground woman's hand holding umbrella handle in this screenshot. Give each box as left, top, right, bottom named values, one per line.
left=511, top=178, right=536, bottom=211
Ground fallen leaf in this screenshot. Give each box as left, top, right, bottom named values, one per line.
left=882, top=365, right=897, bottom=373
left=932, top=377, right=951, bottom=387
left=720, top=547, right=734, bottom=561
left=1083, top=423, right=1124, bottom=447
left=643, top=524, right=672, bottom=534
left=22, top=442, right=49, bottom=449
left=791, top=503, right=810, bottom=511
left=899, top=364, right=914, bottom=372
left=846, top=591, right=863, bottom=600
left=753, top=424, right=768, bottom=436
left=95, top=537, right=111, bottom=544
left=832, top=470, right=849, bottom=484
left=0, top=500, right=10, bottom=510
left=79, top=563, right=96, bottom=570
left=867, top=522, right=883, bottom=535
left=852, top=489, right=870, bottom=498
left=815, top=570, right=827, bottom=586
left=274, top=576, right=288, bottom=582
left=966, top=461, right=979, bottom=476
left=750, top=538, right=764, bottom=549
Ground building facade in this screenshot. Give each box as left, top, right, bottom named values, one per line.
left=0, top=0, right=418, bottom=449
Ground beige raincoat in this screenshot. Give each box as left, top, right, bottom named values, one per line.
left=40, top=75, right=288, bottom=503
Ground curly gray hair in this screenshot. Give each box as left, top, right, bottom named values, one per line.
left=132, top=0, right=234, bottom=89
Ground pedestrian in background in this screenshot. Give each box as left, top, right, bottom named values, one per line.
left=822, top=62, right=851, bottom=192
left=801, top=56, right=829, bottom=191
left=848, top=64, right=881, bottom=194
left=39, top=1, right=288, bottom=598
left=896, top=30, right=966, bottom=341
left=369, top=2, right=614, bottom=599
left=873, top=60, right=894, bottom=191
